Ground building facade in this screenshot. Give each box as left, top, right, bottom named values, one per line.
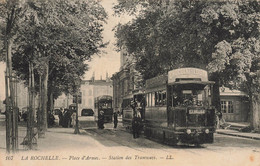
left=111, top=47, right=143, bottom=113
left=79, top=79, right=113, bottom=112
left=220, top=87, right=249, bottom=122
left=55, top=78, right=113, bottom=116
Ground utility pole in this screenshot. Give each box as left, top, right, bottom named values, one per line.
left=74, top=78, right=80, bottom=134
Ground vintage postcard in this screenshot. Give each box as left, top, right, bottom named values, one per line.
left=0, top=0, right=259, bottom=166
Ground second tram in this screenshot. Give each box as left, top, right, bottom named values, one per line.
left=94, top=95, right=113, bottom=123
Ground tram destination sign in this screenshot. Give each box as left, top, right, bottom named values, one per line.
left=189, top=109, right=205, bottom=114
left=168, top=68, right=208, bottom=84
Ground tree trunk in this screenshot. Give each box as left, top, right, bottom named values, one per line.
left=32, top=65, right=36, bottom=122
left=28, top=62, right=33, bottom=149
left=251, top=95, right=260, bottom=132
left=210, top=72, right=221, bottom=111
left=50, top=93, right=54, bottom=113
left=47, top=91, right=54, bottom=128
left=43, top=61, right=49, bottom=131
left=6, top=36, right=18, bottom=152
left=38, top=75, right=45, bottom=138
left=5, top=71, right=11, bottom=153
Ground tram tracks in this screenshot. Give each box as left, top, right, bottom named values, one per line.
left=85, top=128, right=146, bottom=153
left=119, top=127, right=222, bottom=155
left=84, top=127, right=214, bottom=156
left=118, top=127, right=211, bottom=155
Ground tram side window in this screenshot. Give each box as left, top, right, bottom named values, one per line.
left=149, top=93, right=152, bottom=106
left=146, top=94, right=149, bottom=107
left=151, top=92, right=155, bottom=106
left=155, top=92, right=158, bottom=105
left=146, top=91, right=167, bottom=107
left=155, top=90, right=167, bottom=106
left=146, top=92, right=155, bottom=107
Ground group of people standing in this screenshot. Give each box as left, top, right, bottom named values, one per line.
left=56, top=99, right=143, bottom=139
left=58, top=108, right=76, bottom=128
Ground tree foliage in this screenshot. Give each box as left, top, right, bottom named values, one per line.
left=114, top=0, right=260, bottom=84
left=114, top=0, right=260, bottom=128
left=8, top=0, right=107, bottom=97
left=0, top=0, right=25, bottom=61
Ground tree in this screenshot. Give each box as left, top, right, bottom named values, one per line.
left=0, top=0, right=25, bottom=153
left=207, top=1, right=260, bottom=130
left=4, top=0, right=107, bottom=136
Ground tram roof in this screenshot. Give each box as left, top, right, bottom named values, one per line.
left=168, top=80, right=215, bottom=86
left=95, top=95, right=112, bottom=101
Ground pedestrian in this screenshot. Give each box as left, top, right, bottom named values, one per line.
left=130, top=99, right=138, bottom=115
left=48, top=111, right=55, bottom=127
left=216, top=110, right=222, bottom=129
left=66, top=109, right=73, bottom=128
left=72, top=110, right=76, bottom=128
left=132, top=113, right=141, bottom=139
left=58, top=107, right=64, bottom=126
left=62, top=109, right=71, bottom=128
left=113, top=112, right=118, bottom=129
left=98, top=111, right=105, bottom=129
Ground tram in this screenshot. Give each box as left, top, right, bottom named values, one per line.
left=94, top=95, right=113, bottom=123
left=144, top=68, right=215, bottom=145
left=122, top=92, right=145, bottom=130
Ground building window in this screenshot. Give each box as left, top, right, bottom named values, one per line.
left=221, top=101, right=233, bottom=113
left=228, top=101, right=233, bottom=113
left=73, top=92, right=82, bottom=104
left=221, top=101, right=227, bottom=113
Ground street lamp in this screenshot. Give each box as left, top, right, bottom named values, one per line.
left=74, top=77, right=80, bottom=134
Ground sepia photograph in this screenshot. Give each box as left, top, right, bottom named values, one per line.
left=0, top=0, right=259, bottom=166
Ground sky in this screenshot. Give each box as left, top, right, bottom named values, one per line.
left=83, top=0, right=131, bottom=80
left=0, top=0, right=132, bottom=100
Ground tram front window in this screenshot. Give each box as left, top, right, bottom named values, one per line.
left=100, top=102, right=112, bottom=109
left=172, top=84, right=208, bottom=107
